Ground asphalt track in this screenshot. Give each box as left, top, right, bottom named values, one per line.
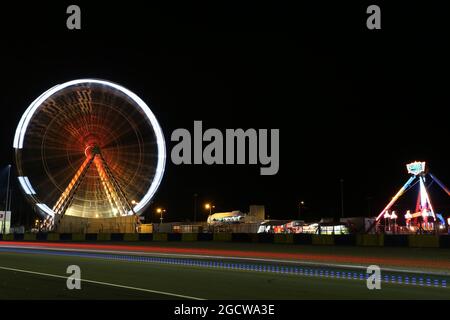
left=0, top=241, right=449, bottom=299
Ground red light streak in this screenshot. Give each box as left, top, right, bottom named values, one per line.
left=1, top=241, right=449, bottom=270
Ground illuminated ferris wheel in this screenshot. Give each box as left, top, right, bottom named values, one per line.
left=13, top=79, right=166, bottom=230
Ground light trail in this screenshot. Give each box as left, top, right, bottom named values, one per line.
left=1, top=241, right=449, bottom=274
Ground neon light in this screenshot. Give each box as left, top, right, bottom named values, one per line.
left=36, top=203, right=55, bottom=217
left=429, top=173, right=450, bottom=197
left=13, top=79, right=166, bottom=217
left=17, top=176, right=36, bottom=195
left=13, top=86, right=58, bottom=149
left=420, top=178, right=436, bottom=219
left=406, top=161, right=426, bottom=176
left=419, top=176, right=427, bottom=210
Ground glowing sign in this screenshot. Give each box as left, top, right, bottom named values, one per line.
left=406, top=161, right=426, bottom=176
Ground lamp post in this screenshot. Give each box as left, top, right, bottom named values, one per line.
left=340, top=178, right=345, bottom=218
left=193, top=193, right=198, bottom=222
left=298, top=201, right=305, bottom=220
left=205, top=203, right=215, bottom=217
left=3, top=165, right=11, bottom=235
left=156, top=208, right=166, bottom=225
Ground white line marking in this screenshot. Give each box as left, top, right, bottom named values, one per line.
left=0, top=266, right=205, bottom=300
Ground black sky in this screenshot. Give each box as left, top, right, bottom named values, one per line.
left=1, top=2, right=450, bottom=225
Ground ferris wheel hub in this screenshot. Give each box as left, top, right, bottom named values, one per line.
left=84, top=145, right=101, bottom=158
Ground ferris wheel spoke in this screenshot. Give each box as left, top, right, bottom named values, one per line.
left=94, top=155, right=132, bottom=216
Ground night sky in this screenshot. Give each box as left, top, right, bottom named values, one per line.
left=1, top=2, right=450, bottom=226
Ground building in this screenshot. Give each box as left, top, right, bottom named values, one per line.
left=207, top=205, right=266, bottom=225
left=207, top=211, right=245, bottom=224
left=0, top=211, right=11, bottom=234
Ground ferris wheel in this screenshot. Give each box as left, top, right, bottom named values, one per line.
left=13, top=79, right=166, bottom=230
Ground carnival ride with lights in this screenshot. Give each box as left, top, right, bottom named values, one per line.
left=13, top=79, right=166, bottom=231
left=373, top=162, right=448, bottom=233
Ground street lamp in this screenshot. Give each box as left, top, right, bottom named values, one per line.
left=298, top=201, right=305, bottom=220
left=3, top=164, right=11, bottom=235
left=340, top=178, right=345, bottom=218
left=205, top=203, right=215, bottom=216
left=193, top=193, right=198, bottom=222
left=156, top=208, right=166, bottom=224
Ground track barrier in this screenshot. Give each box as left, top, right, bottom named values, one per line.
left=153, top=233, right=168, bottom=241
left=123, top=233, right=139, bottom=241
left=293, top=234, right=312, bottom=244
left=384, top=234, right=409, bottom=247
left=334, top=235, right=356, bottom=246
left=46, top=233, right=60, bottom=241
left=213, top=233, right=232, bottom=242
left=71, top=233, right=86, bottom=241
left=356, top=234, right=384, bottom=247
left=408, top=235, right=440, bottom=248
left=181, top=233, right=198, bottom=241
left=231, top=233, right=253, bottom=242
left=312, top=234, right=334, bottom=245
left=274, top=234, right=294, bottom=244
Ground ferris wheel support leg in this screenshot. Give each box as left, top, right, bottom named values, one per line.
left=97, top=173, right=119, bottom=215
left=92, top=154, right=135, bottom=217
left=93, top=156, right=127, bottom=216
left=50, top=156, right=95, bottom=230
